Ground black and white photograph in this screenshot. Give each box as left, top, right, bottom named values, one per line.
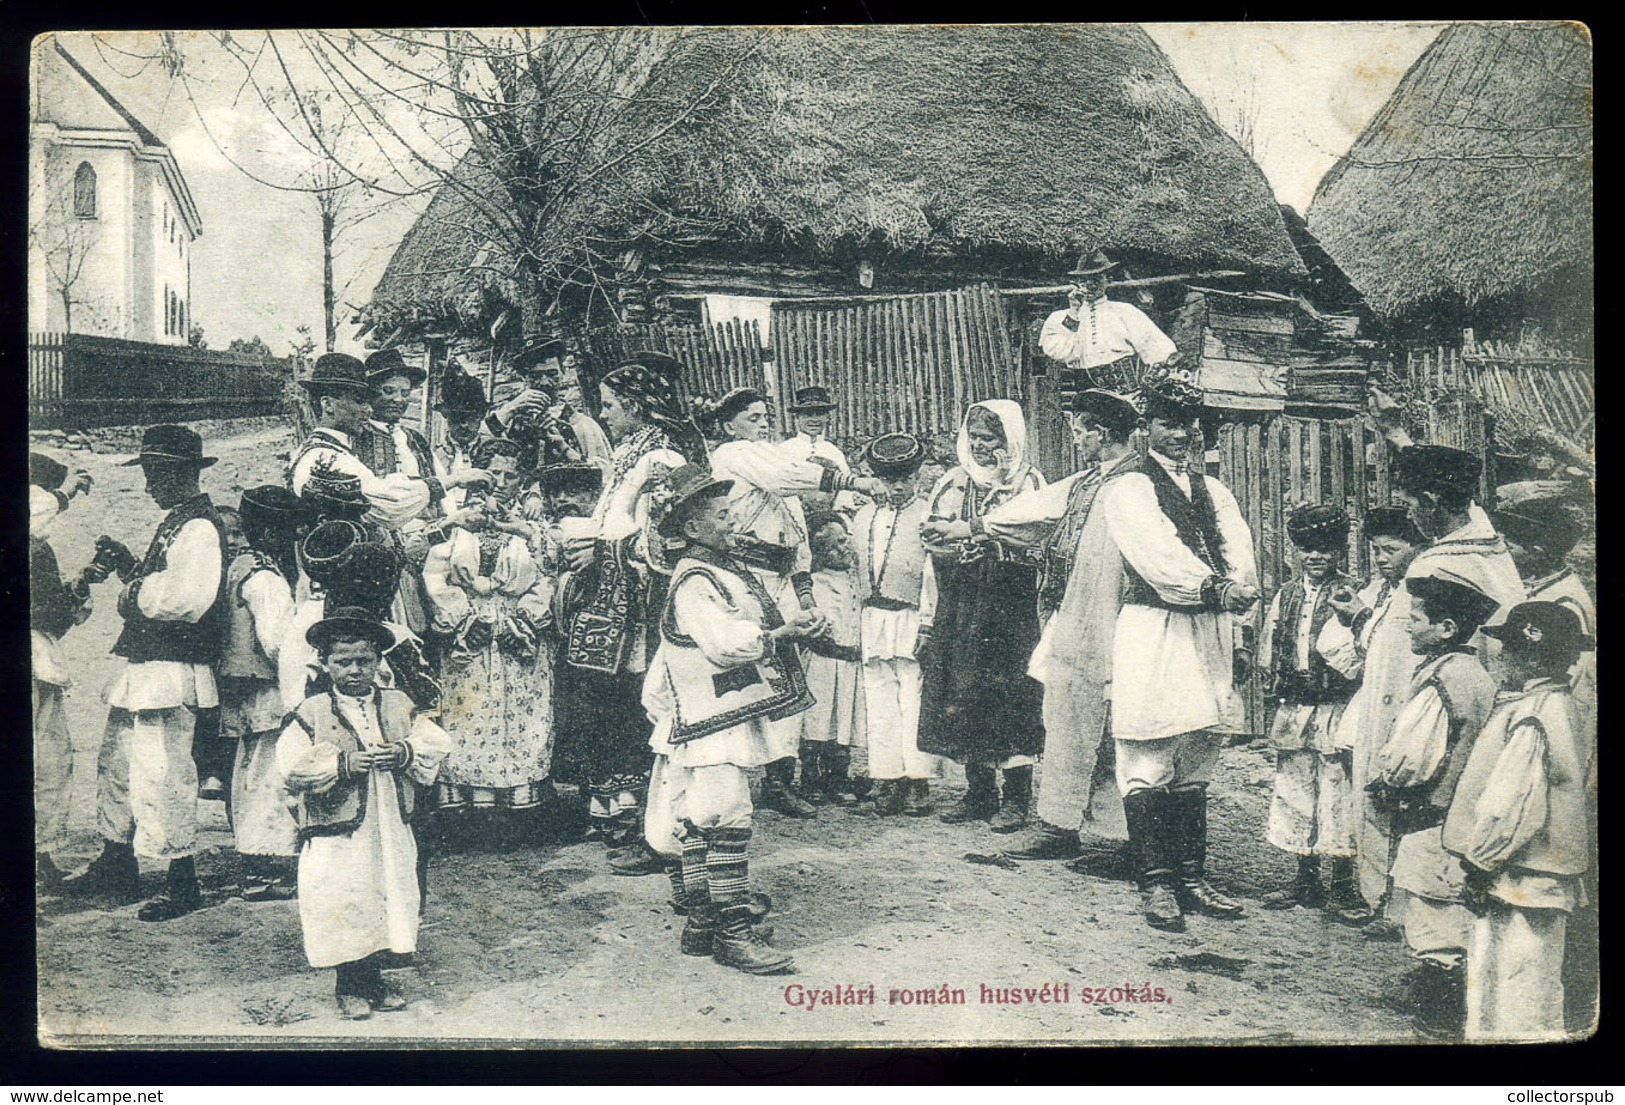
left=26, top=22, right=1594, bottom=1049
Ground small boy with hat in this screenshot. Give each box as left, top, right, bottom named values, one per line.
left=1370, top=571, right=1502, bottom=1037
left=275, top=607, right=452, bottom=1019
left=795, top=511, right=868, bottom=805
left=221, top=486, right=303, bottom=900
left=777, top=384, right=852, bottom=516
left=852, top=433, right=942, bottom=816
left=1442, top=601, right=1592, bottom=1041
left=1259, top=504, right=1362, bottom=912
left=642, top=465, right=825, bottom=974
left=1492, top=497, right=1594, bottom=734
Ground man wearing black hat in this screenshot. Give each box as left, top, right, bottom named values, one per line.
left=644, top=464, right=824, bottom=975
left=479, top=337, right=610, bottom=471
left=1093, top=369, right=1259, bottom=932
left=62, top=426, right=230, bottom=921
left=1257, top=505, right=1362, bottom=913
left=1039, top=250, right=1177, bottom=385
left=777, top=385, right=852, bottom=515
left=1444, top=601, right=1593, bottom=1041
left=431, top=361, right=494, bottom=511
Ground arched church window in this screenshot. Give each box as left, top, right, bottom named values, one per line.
left=72, top=162, right=97, bottom=218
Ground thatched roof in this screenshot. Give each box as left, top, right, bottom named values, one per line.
left=1307, top=22, right=1592, bottom=326
left=367, top=25, right=1304, bottom=333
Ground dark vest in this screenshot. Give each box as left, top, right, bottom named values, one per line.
left=286, top=688, right=420, bottom=841
left=356, top=423, right=437, bottom=487
left=1269, top=573, right=1358, bottom=705
left=112, top=494, right=229, bottom=664
left=1122, top=459, right=1228, bottom=612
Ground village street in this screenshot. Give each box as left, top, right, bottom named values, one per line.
left=34, top=420, right=1421, bottom=1047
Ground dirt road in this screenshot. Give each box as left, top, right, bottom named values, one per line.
left=35, top=420, right=1421, bottom=1047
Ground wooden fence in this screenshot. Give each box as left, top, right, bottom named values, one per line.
left=28, top=332, right=292, bottom=429
left=582, top=319, right=771, bottom=408
left=1400, top=344, right=1593, bottom=449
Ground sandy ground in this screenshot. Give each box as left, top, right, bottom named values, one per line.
left=35, top=420, right=1432, bottom=1048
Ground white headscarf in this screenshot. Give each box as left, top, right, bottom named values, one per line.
left=955, top=399, right=1031, bottom=491
left=30, top=485, right=61, bottom=539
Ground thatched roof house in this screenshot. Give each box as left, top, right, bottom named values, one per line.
left=365, top=25, right=1306, bottom=341
left=1307, top=22, right=1592, bottom=343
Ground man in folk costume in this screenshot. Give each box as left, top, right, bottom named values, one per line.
left=643, top=465, right=826, bottom=974
left=851, top=433, right=942, bottom=816
left=276, top=608, right=452, bottom=1019
left=1094, top=369, right=1259, bottom=932
left=1038, top=250, right=1178, bottom=388
left=221, top=486, right=302, bottom=900
left=930, top=387, right=1143, bottom=864
left=776, top=384, right=855, bottom=516
left=431, top=361, right=494, bottom=512
left=1257, top=505, right=1362, bottom=912
left=61, top=426, right=229, bottom=921
left=708, top=386, right=888, bottom=817
left=479, top=336, right=611, bottom=475
left=1445, top=601, right=1592, bottom=1042
left=1320, top=506, right=1429, bottom=929
left=1368, top=572, right=1501, bottom=1039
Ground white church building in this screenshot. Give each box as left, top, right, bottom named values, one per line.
left=29, top=40, right=202, bottom=344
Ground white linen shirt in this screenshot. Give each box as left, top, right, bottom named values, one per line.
left=105, top=516, right=223, bottom=712
left=1039, top=300, right=1177, bottom=370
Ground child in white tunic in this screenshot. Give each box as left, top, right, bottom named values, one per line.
left=797, top=513, right=867, bottom=804
left=277, top=609, right=451, bottom=1020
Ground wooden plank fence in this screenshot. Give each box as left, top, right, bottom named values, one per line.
left=28, top=332, right=291, bottom=429
left=1400, top=344, right=1593, bottom=449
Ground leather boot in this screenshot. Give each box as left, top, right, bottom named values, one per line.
left=713, top=903, right=794, bottom=974
left=1124, top=788, right=1184, bottom=932
left=609, top=840, right=668, bottom=877
left=871, top=780, right=905, bottom=817
left=760, top=758, right=817, bottom=819
left=1006, top=823, right=1083, bottom=861
left=902, top=778, right=934, bottom=817
left=940, top=764, right=999, bottom=823
left=138, top=856, right=202, bottom=922
left=988, top=766, right=1032, bottom=833
left=1170, top=786, right=1244, bottom=919
left=60, top=840, right=142, bottom=904
left=1411, top=961, right=1465, bottom=1039
left=823, top=746, right=858, bottom=805
left=1263, top=855, right=1324, bottom=910
left=1325, top=856, right=1365, bottom=913
left=798, top=742, right=828, bottom=805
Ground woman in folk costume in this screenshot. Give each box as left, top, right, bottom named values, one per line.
left=643, top=465, right=825, bottom=975
left=1444, top=602, right=1592, bottom=1042
left=917, top=399, right=1047, bottom=831
left=277, top=608, right=452, bottom=1019
left=424, top=437, right=557, bottom=821
left=706, top=387, right=888, bottom=818
left=221, top=486, right=302, bottom=899
left=553, top=353, right=704, bottom=857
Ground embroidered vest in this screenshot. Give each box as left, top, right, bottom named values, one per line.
left=1269, top=573, right=1357, bottom=705
left=657, top=550, right=812, bottom=744
left=1122, top=461, right=1227, bottom=612
left=861, top=499, right=930, bottom=608
left=218, top=551, right=284, bottom=681
left=357, top=424, right=438, bottom=507
left=111, top=494, right=229, bottom=664
left=286, top=688, right=420, bottom=840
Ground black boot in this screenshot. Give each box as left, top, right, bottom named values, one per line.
left=138, top=856, right=202, bottom=922
left=60, top=840, right=141, bottom=904
left=940, top=764, right=999, bottom=823
left=823, top=745, right=858, bottom=804
left=1124, top=788, right=1184, bottom=932
left=1326, top=857, right=1365, bottom=914
left=798, top=742, right=828, bottom=805
left=988, top=766, right=1033, bottom=833
left=609, top=839, right=669, bottom=877
left=1411, top=961, right=1466, bottom=1039
left=1170, top=786, right=1244, bottom=919
left=714, top=903, right=794, bottom=974
left=760, top=758, right=817, bottom=818
left=870, top=779, right=905, bottom=817
left=1263, top=855, right=1324, bottom=910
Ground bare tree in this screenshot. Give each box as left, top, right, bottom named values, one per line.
left=28, top=178, right=98, bottom=333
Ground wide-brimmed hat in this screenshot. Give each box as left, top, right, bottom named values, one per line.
left=1482, top=600, right=1592, bottom=656
left=1364, top=505, right=1426, bottom=545
left=434, top=362, right=490, bottom=418
left=787, top=385, right=837, bottom=414
left=306, top=605, right=395, bottom=654
left=1394, top=445, right=1481, bottom=499
left=512, top=338, right=567, bottom=374
left=1493, top=499, right=1582, bottom=557
left=1070, top=388, right=1142, bottom=436
left=30, top=451, right=68, bottom=491
left=120, top=424, right=217, bottom=468
left=301, top=353, right=373, bottom=397
left=658, top=464, right=735, bottom=539
left=1067, top=249, right=1119, bottom=278
left=365, top=347, right=427, bottom=388
left=1408, top=572, right=1501, bottom=630
left=1287, top=504, right=1350, bottom=553
left=865, top=432, right=926, bottom=479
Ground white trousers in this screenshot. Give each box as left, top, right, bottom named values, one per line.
left=1467, top=903, right=1569, bottom=1041
left=34, top=681, right=73, bottom=854
left=1397, top=890, right=1471, bottom=970
left=644, top=755, right=754, bottom=858
left=1267, top=749, right=1356, bottom=856
left=861, top=658, right=938, bottom=780
left=97, top=706, right=198, bottom=860
left=1114, top=731, right=1222, bottom=796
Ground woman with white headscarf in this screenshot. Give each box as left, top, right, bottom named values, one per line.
left=918, top=400, right=1048, bottom=831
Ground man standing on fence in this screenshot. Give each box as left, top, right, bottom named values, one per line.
left=62, top=426, right=227, bottom=922
left=1039, top=250, right=1178, bottom=387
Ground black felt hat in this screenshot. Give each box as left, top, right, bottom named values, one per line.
left=1394, top=445, right=1482, bottom=499
left=322, top=541, right=403, bottom=617
left=658, top=464, right=734, bottom=539
left=301, top=353, right=374, bottom=397
left=1408, top=572, right=1502, bottom=630
left=1138, top=366, right=1204, bottom=421
left=1482, top=600, right=1592, bottom=656
left=512, top=338, right=567, bottom=374
left=1287, top=504, right=1351, bottom=553
left=1365, top=505, right=1426, bottom=545
left=365, top=347, right=427, bottom=388
left=864, top=432, right=926, bottom=478
left=434, top=362, right=491, bottom=418
left=120, top=424, right=217, bottom=468
left=1493, top=499, right=1582, bottom=557
left=1070, top=388, right=1142, bottom=435
left=1067, top=249, right=1119, bottom=277
left=307, top=605, right=395, bottom=654
left=30, top=451, right=68, bottom=491
left=788, top=385, right=837, bottom=413
left=240, top=485, right=302, bottom=532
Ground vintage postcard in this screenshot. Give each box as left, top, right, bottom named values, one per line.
left=28, top=22, right=1593, bottom=1048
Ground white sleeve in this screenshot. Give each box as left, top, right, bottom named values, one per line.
left=1119, top=303, right=1178, bottom=365
left=1100, top=476, right=1216, bottom=606
left=1316, top=612, right=1363, bottom=680
left=1257, top=591, right=1281, bottom=673
left=1378, top=685, right=1452, bottom=788
left=291, top=446, right=433, bottom=530
left=919, top=555, right=939, bottom=626
left=240, top=568, right=295, bottom=662
left=135, top=519, right=222, bottom=623
left=1207, top=478, right=1258, bottom=587
left=1039, top=309, right=1080, bottom=364
left=276, top=716, right=340, bottom=795
left=405, top=714, right=455, bottom=785
left=674, top=572, right=769, bottom=667
left=980, top=474, right=1079, bottom=546
left=712, top=441, right=833, bottom=497
left=572, top=413, right=613, bottom=463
